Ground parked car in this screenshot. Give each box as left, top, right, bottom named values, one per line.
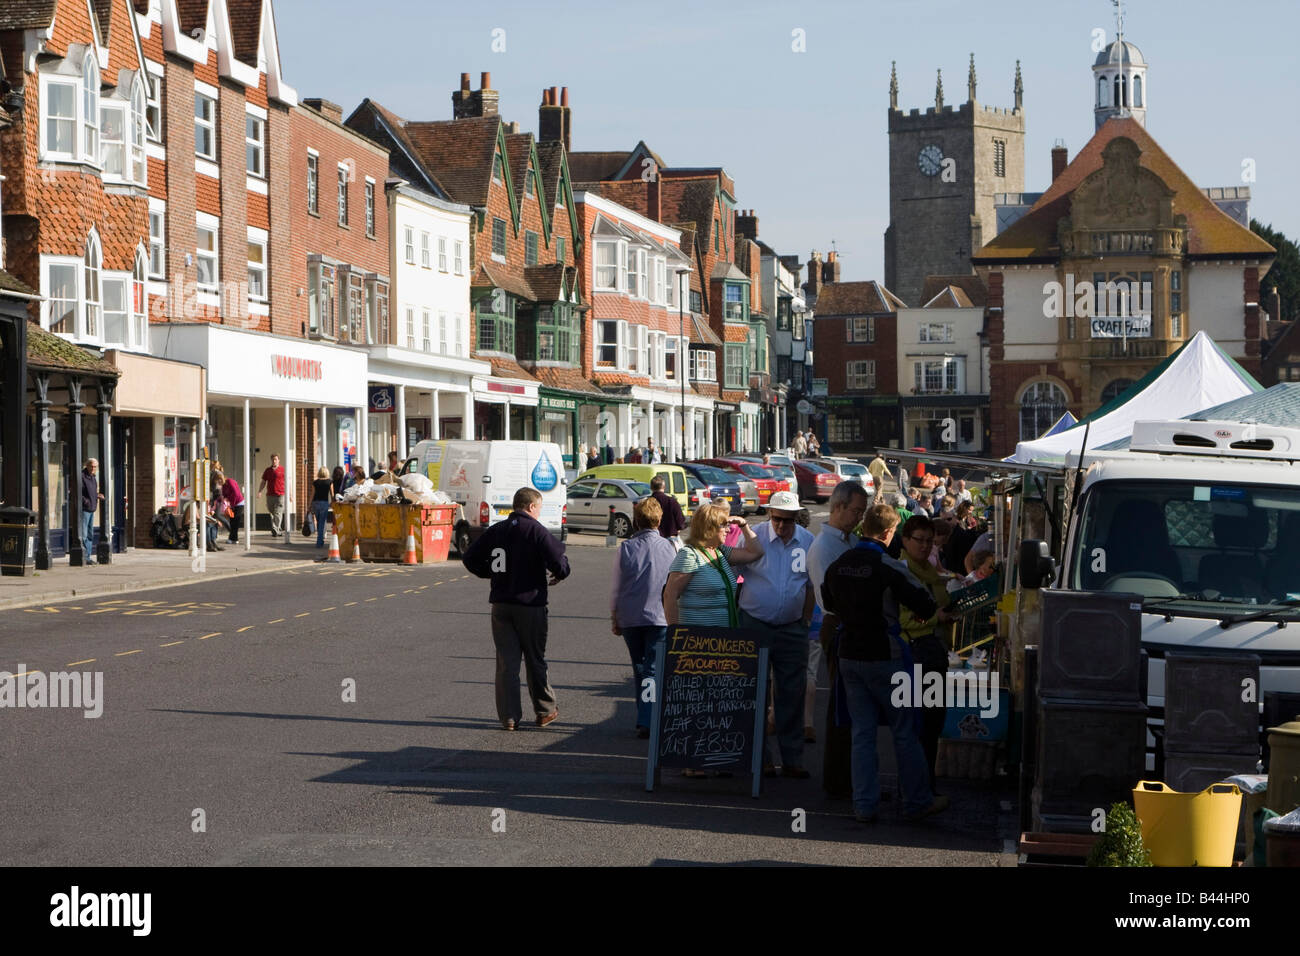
left=700, top=458, right=783, bottom=511
left=701, top=464, right=759, bottom=514
left=565, top=477, right=652, bottom=537
left=680, top=463, right=744, bottom=515
left=576, top=463, right=690, bottom=516
left=792, top=459, right=842, bottom=503
left=687, top=475, right=711, bottom=514
left=812, top=457, right=876, bottom=498
left=735, top=456, right=796, bottom=492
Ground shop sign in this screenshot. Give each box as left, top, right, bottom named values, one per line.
left=271, top=355, right=323, bottom=381
left=487, top=382, right=526, bottom=396
left=163, top=427, right=178, bottom=508
left=1090, top=315, right=1152, bottom=339
left=811, top=378, right=828, bottom=397
left=369, top=385, right=396, bottom=413
left=540, top=396, right=577, bottom=412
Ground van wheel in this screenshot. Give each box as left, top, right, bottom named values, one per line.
left=454, top=525, right=472, bottom=557
left=612, top=513, right=632, bottom=538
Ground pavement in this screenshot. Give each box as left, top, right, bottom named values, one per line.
left=0, top=514, right=1016, bottom=866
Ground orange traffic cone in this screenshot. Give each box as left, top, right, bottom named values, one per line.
left=326, top=529, right=343, bottom=563
left=402, top=529, right=418, bottom=565
left=349, top=538, right=361, bottom=563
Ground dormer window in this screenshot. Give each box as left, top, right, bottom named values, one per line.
left=99, top=78, right=148, bottom=186
left=492, top=151, right=504, bottom=184
left=82, top=56, right=99, bottom=160
left=525, top=166, right=535, bottom=198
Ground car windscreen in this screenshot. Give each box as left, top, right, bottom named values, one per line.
left=1068, top=479, right=1300, bottom=609
left=800, top=462, right=831, bottom=475
left=839, top=463, right=867, bottom=476
left=738, top=464, right=770, bottom=479
left=625, top=482, right=652, bottom=498
left=693, top=466, right=733, bottom=485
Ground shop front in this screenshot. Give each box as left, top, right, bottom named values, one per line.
left=824, top=396, right=904, bottom=455
left=900, top=397, right=988, bottom=456
left=365, top=347, right=488, bottom=463
left=471, top=374, right=539, bottom=442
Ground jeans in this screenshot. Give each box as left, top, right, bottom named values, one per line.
left=490, top=603, right=557, bottom=723
left=266, top=494, right=284, bottom=534
left=838, top=656, right=935, bottom=817
left=312, top=500, right=329, bottom=547
left=621, top=625, right=666, bottom=729
left=740, top=609, right=810, bottom=768
left=80, top=510, right=95, bottom=560
left=910, top=632, right=950, bottom=791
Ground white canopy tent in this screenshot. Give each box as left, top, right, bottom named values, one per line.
left=1008, top=331, right=1261, bottom=464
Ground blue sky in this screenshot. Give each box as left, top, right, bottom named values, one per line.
left=276, top=0, right=1300, bottom=283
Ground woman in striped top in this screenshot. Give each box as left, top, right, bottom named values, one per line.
left=663, top=503, right=764, bottom=629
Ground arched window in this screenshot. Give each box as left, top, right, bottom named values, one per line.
left=82, top=55, right=99, bottom=161
left=133, top=247, right=149, bottom=348
left=1132, top=74, right=1143, bottom=108
left=84, top=231, right=102, bottom=339
left=130, top=79, right=147, bottom=184
left=1100, top=378, right=1135, bottom=406
left=1019, top=381, right=1068, bottom=442
left=1098, top=76, right=1108, bottom=107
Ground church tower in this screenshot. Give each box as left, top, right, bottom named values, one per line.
left=1093, top=1, right=1147, bottom=130
left=884, top=57, right=1025, bottom=307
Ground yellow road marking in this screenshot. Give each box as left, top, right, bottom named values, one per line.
left=237, top=626, right=255, bottom=633
left=321, top=606, right=335, bottom=612
left=68, top=658, right=96, bottom=666
left=295, top=612, right=310, bottom=618
left=268, top=618, right=286, bottom=624
left=433, top=581, right=443, bottom=586
left=14, top=670, right=35, bottom=678
left=85, top=608, right=116, bottom=615
left=364, top=597, right=378, bottom=602
left=159, top=641, right=185, bottom=647
left=114, top=649, right=143, bottom=657
left=198, top=632, right=221, bottom=640
left=384, top=593, right=397, bottom=598
left=344, top=601, right=357, bottom=606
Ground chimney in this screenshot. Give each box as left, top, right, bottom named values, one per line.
left=1051, top=140, right=1068, bottom=182
left=823, top=250, right=841, bottom=284
left=452, top=71, right=498, bottom=119
left=539, top=86, right=564, bottom=146
left=736, top=209, right=758, bottom=242
left=806, top=251, right=823, bottom=300
left=647, top=174, right=661, bottom=223
left=560, top=86, right=571, bottom=152
left=303, top=98, right=343, bottom=123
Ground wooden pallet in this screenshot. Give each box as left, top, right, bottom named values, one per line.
left=1018, top=831, right=1098, bottom=867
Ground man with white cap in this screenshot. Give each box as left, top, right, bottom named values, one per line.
left=737, top=490, right=816, bottom=777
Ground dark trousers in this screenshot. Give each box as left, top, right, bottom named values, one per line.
left=739, top=610, right=809, bottom=768
left=228, top=504, right=245, bottom=543
left=820, top=613, right=853, bottom=798
left=490, top=602, right=557, bottom=723
left=621, top=625, right=666, bottom=729
left=911, top=631, right=950, bottom=791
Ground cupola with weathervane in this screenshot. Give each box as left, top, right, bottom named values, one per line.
left=1094, top=0, right=1147, bottom=130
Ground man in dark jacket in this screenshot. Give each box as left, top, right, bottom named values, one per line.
left=822, top=504, right=949, bottom=824
left=648, top=476, right=685, bottom=541
left=80, top=459, right=103, bottom=564
left=463, top=487, right=571, bottom=730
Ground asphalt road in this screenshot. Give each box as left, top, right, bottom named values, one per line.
left=0, top=515, right=1010, bottom=866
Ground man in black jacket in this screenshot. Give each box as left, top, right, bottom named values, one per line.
left=80, top=459, right=103, bottom=565
left=822, top=504, right=950, bottom=824
left=648, top=476, right=684, bottom=541
left=463, top=487, right=571, bottom=730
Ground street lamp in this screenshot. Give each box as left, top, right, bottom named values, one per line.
left=676, top=267, right=688, bottom=462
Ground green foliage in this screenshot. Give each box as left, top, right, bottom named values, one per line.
left=1087, top=802, right=1152, bottom=867
left=1251, top=220, right=1300, bottom=322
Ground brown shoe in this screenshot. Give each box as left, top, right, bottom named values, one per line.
left=502, top=719, right=516, bottom=731
left=536, top=710, right=559, bottom=727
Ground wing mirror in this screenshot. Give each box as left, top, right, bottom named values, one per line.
left=1018, top=539, right=1056, bottom=589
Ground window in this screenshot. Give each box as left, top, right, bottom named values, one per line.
left=492, top=151, right=503, bottom=184
left=993, top=138, right=1006, bottom=178
left=454, top=240, right=464, bottom=274
left=46, top=262, right=78, bottom=333
left=635, top=325, right=649, bottom=374
left=438, top=236, right=448, bottom=271
left=365, top=182, right=375, bottom=237
left=194, top=92, right=215, bottom=160
left=666, top=337, right=678, bottom=380
left=776, top=355, right=791, bottom=383
left=100, top=102, right=127, bottom=177
left=725, top=343, right=746, bottom=388
left=1170, top=269, right=1183, bottom=337
left=714, top=220, right=719, bottom=253
left=1133, top=75, right=1143, bottom=108
left=44, top=79, right=77, bottom=155
left=524, top=166, right=535, bottom=198
left=535, top=305, right=578, bottom=364
left=654, top=257, right=666, bottom=304
left=725, top=284, right=746, bottom=321
left=690, top=349, right=716, bottom=382
left=1019, top=381, right=1068, bottom=442
left=791, top=362, right=804, bottom=388
left=848, top=360, right=877, bottom=390
left=594, top=240, right=619, bottom=290
left=84, top=233, right=102, bottom=338
left=247, top=233, right=267, bottom=301
left=596, top=320, right=623, bottom=368
left=404, top=306, right=416, bottom=349
left=639, top=250, right=649, bottom=301
left=245, top=113, right=265, bottom=177
left=492, top=218, right=506, bottom=259
left=308, top=259, right=335, bottom=336
left=366, top=277, right=389, bottom=344
left=476, top=296, right=515, bottom=354
left=847, top=315, right=875, bottom=343
left=525, top=231, right=538, bottom=267
left=307, top=153, right=318, bottom=214
left=1100, top=378, right=1134, bottom=404
left=626, top=246, right=639, bottom=297
left=421, top=309, right=431, bottom=352
left=342, top=271, right=362, bottom=341
left=337, top=165, right=349, bottom=226
left=690, top=289, right=702, bottom=313
left=404, top=226, right=415, bottom=265
left=777, top=299, right=791, bottom=331
left=132, top=250, right=148, bottom=348
left=83, top=57, right=99, bottom=161
left=556, top=237, right=566, bottom=265
left=130, top=82, right=146, bottom=183
left=1098, top=76, right=1108, bottom=107
left=196, top=222, right=218, bottom=291
left=145, top=73, right=162, bottom=142
left=148, top=209, right=165, bottom=278
left=438, top=311, right=448, bottom=353
left=420, top=232, right=430, bottom=268
left=913, top=358, right=961, bottom=393
left=103, top=274, right=128, bottom=345
left=918, top=322, right=953, bottom=343
left=829, top=416, right=863, bottom=444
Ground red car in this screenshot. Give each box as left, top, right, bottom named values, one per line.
left=700, top=458, right=786, bottom=508
left=792, top=459, right=842, bottom=503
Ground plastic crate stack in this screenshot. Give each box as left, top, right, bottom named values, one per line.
left=1162, top=652, right=1261, bottom=791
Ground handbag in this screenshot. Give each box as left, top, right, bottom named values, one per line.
left=302, top=512, right=315, bottom=537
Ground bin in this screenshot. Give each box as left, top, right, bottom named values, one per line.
left=0, top=505, right=37, bottom=577
left=403, top=504, right=455, bottom=563
left=1132, top=780, right=1242, bottom=867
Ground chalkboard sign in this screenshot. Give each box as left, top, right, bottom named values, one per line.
left=645, top=625, right=769, bottom=797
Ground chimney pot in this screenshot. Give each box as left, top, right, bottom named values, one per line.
left=460, top=72, right=471, bottom=91
left=561, top=87, right=569, bottom=107
left=551, top=85, right=559, bottom=105
left=481, top=72, right=491, bottom=90
left=1051, top=144, right=1068, bottom=182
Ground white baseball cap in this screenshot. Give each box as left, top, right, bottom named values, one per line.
left=767, top=491, right=801, bottom=513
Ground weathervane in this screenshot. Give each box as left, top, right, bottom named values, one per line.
left=1113, top=0, right=1125, bottom=39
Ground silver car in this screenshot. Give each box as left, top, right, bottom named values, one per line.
left=813, top=458, right=876, bottom=498
left=565, top=477, right=653, bottom=537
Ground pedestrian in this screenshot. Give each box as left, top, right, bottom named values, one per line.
left=943, top=501, right=982, bottom=575
left=610, top=497, right=678, bottom=738
left=792, top=431, right=808, bottom=459
left=332, top=465, right=346, bottom=495
left=648, top=476, right=685, bottom=541
left=462, top=488, right=571, bottom=730
left=221, top=471, right=245, bottom=544
left=806, top=480, right=872, bottom=798
left=645, top=438, right=660, bottom=464
left=387, top=450, right=403, bottom=476
left=736, top=491, right=816, bottom=778
left=930, top=518, right=955, bottom=571
left=867, top=452, right=891, bottom=489
left=257, top=453, right=286, bottom=537
left=602, top=440, right=616, bottom=465
left=586, top=445, right=600, bottom=470
left=897, top=514, right=955, bottom=792
left=821, top=504, right=949, bottom=823
left=311, top=467, right=334, bottom=548
left=954, top=478, right=973, bottom=505
left=953, top=549, right=997, bottom=589
left=807, top=433, right=820, bottom=458
left=626, top=445, right=642, bottom=464
left=80, top=458, right=103, bottom=564
left=662, top=502, right=764, bottom=777
left=899, top=464, right=910, bottom=496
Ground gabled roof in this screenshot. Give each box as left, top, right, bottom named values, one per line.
left=974, top=117, right=1275, bottom=263
left=661, top=178, right=719, bottom=247
left=922, top=285, right=975, bottom=309
left=814, top=281, right=904, bottom=316
left=0, top=0, right=56, bottom=31
left=612, top=141, right=667, bottom=180
left=400, top=114, right=504, bottom=208
left=227, top=0, right=262, bottom=67
left=95, top=0, right=145, bottom=77
left=505, top=132, right=534, bottom=208
left=472, top=262, right=534, bottom=302
left=348, top=99, right=451, bottom=200
left=175, top=0, right=209, bottom=36
left=920, top=274, right=986, bottom=308
left=534, top=140, right=567, bottom=210
left=566, top=150, right=631, bottom=184
left=524, top=264, right=573, bottom=303
left=688, top=312, right=722, bottom=346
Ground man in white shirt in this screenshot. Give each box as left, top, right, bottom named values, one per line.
left=792, top=431, right=807, bottom=459
left=954, top=478, right=973, bottom=505
left=737, top=491, right=816, bottom=777
left=806, top=480, right=872, bottom=797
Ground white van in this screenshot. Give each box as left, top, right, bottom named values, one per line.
left=406, top=440, right=567, bottom=555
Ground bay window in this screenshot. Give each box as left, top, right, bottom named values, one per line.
left=725, top=283, right=745, bottom=322
left=130, top=81, right=146, bottom=182
left=45, top=79, right=77, bottom=156
left=626, top=246, right=639, bottom=297
left=639, top=250, right=648, bottom=301
left=345, top=271, right=363, bottom=342
left=690, top=349, right=716, bottom=382
left=913, top=357, right=963, bottom=394
left=665, top=336, right=679, bottom=380
left=365, top=276, right=389, bottom=345
left=596, top=320, right=629, bottom=369
left=100, top=101, right=127, bottom=177
left=103, top=274, right=129, bottom=345
left=132, top=251, right=148, bottom=347
left=308, top=258, right=335, bottom=337
left=83, top=57, right=99, bottom=161
left=594, top=240, right=619, bottom=290
left=476, top=295, right=515, bottom=354
left=84, top=233, right=102, bottom=338
left=46, top=262, right=78, bottom=334
left=145, top=73, right=163, bottom=143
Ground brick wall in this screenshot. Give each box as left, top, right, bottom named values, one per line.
left=267, top=99, right=293, bottom=336
left=813, top=313, right=899, bottom=397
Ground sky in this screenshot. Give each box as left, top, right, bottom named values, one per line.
left=275, top=0, right=1300, bottom=284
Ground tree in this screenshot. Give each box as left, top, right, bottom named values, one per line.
left=1250, top=220, right=1300, bottom=322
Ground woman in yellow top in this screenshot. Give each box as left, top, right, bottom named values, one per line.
left=896, top=514, right=955, bottom=794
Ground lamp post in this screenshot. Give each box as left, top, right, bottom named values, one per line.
left=676, top=268, right=688, bottom=462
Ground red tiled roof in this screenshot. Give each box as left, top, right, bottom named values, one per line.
left=814, top=281, right=904, bottom=316
left=471, top=263, right=535, bottom=302
left=920, top=274, right=986, bottom=308
left=227, top=0, right=262, bottom=66
left=566, top=151, right=630, bottom=184
left=661, top=178, right=717, bottom=247
left=975, top=116, right=1275, bottom=262
left=505, top=132, right=533, bottom=208
left=535, top=140, right=566, bottom=210
left=486, top=356, right=539, bottom=382
left=688, top=312, right=722, bottom=346
left=400, top=115, right=501, bottom=207
left=530, top=366, right=606, bottom=395
left=0, top=0, right=56, bottom=31
left=175, top=0, right=209, bottom=35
